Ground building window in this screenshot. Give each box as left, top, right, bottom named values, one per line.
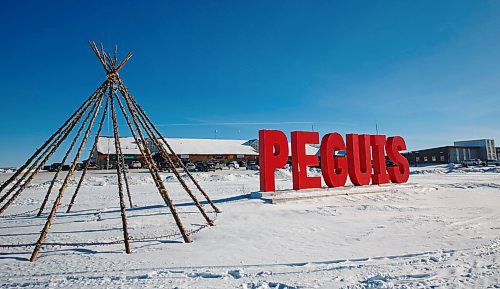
left=432, top=156, right=436, bottom=162
left=416, top=157, right=420, bottom=162
left=440, top=156, right=445, bottom=161
left=424, top=156, right=428, bottom=162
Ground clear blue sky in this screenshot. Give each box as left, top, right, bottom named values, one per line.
left=1, top=1, right=499, bottom=166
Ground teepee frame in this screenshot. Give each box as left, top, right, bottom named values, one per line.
left=0, top=42, right=220, bottom=262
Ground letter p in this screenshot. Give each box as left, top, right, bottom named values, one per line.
left=259, top=130, right=289, bottom=192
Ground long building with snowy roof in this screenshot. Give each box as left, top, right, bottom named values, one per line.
left=90, top=136, right=319, bottom=169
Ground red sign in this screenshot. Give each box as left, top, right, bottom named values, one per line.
left=259, top=130, right=410, bottom=192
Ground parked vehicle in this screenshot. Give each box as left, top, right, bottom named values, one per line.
left=486, top=159, right=500, bottom=166
left=49, top=163, right=61, bottom=172
left=61, top=165, right=71, bottom=171
left=42, top=165, right=51, bottom=171
left=197, top=161, right=216, bottom=172
left=185, top=163, right=197, bottom=172
left=227, top=161, right=240, bottom=169
left=158, top=161, right=171, bottom=172
left=386, top=159, right=396, bottom=167
left=205, top=162, right=216, bottom=172
left=246, top=162, right=260, bottom=170
left=238, top=161, right=247, bottom=168
left=99, top=163, right=113, bottom=170
left=214, top=162, right=225, bottom=171
left=86, top=163, right=98, bottom=170
left=461, top=159, right=484, bottom=167
left=75, top=163, right=84, bottom=171
left=130, top=161, right=142, bottom=169
left=195, top=162, right=206, bottom=172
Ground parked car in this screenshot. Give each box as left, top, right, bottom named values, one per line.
left=185, top=163, right=197, bottom=172
left=461, top=159, right=484, bottom=167
left=246, top=162, right=260, bottom=171
left=75, top=163, right=84, bottom=171
left=130, top=161, right=142, bottom=169
left=61, top=164, right=71, bottom=171
left=238, top=161, right=247, bottom=168
left=49, top=163, right=61, bottom=172
left=86, top=163, right=98, bottom=170
left=158, top=161, right=171, bottom=172
left=214, top=162, right=225, bottom=171
left=227, top=161, right=240, bottom=169
left=205, top=162, right=216, bottom=172
left=195, top=162, right=206, bottom=172
left=486, top=159, right=500, bottom=166
left=386, top=159, right=396, bottom=167
left=42, top=165, right=51, bottom=171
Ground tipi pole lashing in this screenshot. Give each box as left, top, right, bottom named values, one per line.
left=109, top=88, right=131, bottom=253
left=30, top=92, right=106, bottom=262
left=66, top=96, right=110, bottom=213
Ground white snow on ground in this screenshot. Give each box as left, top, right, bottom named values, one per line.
left=0, top=164, right=499, bottom=288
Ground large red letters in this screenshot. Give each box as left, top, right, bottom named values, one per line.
left=346, top=134, right=372, bottom=186
left=291, top=131, right=322, bottom=190
left=259, top=130, right=289, bottom=192
left=386, top=136, right=410, bottom=183
left=320, top=133, right=348, bottom=187
left=370, top=135, right=390, bottom=185
left=259, top=130, right=410, bottom=192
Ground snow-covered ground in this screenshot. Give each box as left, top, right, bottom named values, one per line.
left=0, top=164, right=499, bottom=288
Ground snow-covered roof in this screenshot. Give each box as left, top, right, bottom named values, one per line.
left=96, top=136, right=320, bottom=157
left=155, top=138, right=259, bottom=155
left=96, top=137, right=142, bottom=155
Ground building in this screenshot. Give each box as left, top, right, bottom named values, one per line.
left=454, top=139, right=497, bottom=161
left=91, top=136, right=322, bottom=168
left=90, top=136, right=262, bottom=168
left=403, top=146, right=481, bottom=165
left=403, top=138, right=499, bottom=165
left=90, top=137, right=144, bottom=169
left=149, top=138, right=259, bottom=163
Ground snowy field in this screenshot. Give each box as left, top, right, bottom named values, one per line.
left=0, top=164, right=499, bottom=288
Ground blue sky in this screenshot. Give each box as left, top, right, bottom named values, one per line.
left=1, top=1, right=499, bottom=166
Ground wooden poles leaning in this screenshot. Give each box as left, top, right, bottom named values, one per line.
left=4, top=42, right=219, bottom=262
left=30, top=91, right=106, bottom=262
left=119, top=86, right=214, bottom=225
left=127, top=93, right=221, bottom=213
left=66, top=96, right=110, bottom=213
left=0, top=83, right=104, bottom=196
left=108, top=87, right=131, bottom=254
left=113, top=89, right=191, bottom=243
left=37, top=93, right=102, bottom=216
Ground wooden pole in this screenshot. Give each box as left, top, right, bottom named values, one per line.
left=118, top=148, right=133, bottom=208
left=0, top=88, right=104, bottom=216
left=128, top=95, right=221, bottom=213
left=0, top=85, right=101, bottom=196
left=109, top=87, right=131, bottom=253
left=66, top=96, right=110, bottom=213
left=113, top=86, right=191, bottom=243
left=0, top=83, right=106, bottom=204
left=122, top=91, right=214, bottom=225
left=30, top=91, right=106, bottom=262
left=37, top=92, right=101, bottom=216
